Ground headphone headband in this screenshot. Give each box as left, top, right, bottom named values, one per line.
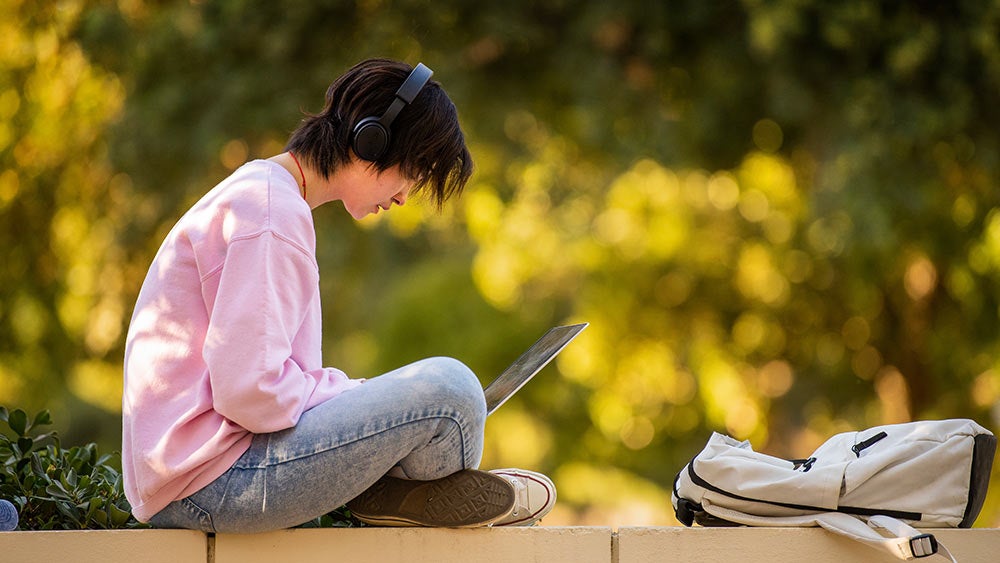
left=395, top=63, right=433, bottom=105
left=352, top=62, right=434, bottom=162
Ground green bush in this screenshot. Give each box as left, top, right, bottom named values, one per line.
left=0, top=407, right=144, bottom=530
left=299, top=506, right=361, bottom=528
left=0, top=406, right=360, bottom=530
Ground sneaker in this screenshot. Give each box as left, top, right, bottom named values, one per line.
left=488, top=468, right=557, bottom=526
left=347, top=469, right=516, bottom=527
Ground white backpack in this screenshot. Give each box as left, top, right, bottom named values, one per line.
left=672, top=419, right=996, bottom=561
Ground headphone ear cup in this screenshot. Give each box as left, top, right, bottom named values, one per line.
left=352, top=117, right=389, bottom=162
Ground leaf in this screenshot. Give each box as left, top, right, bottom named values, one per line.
left=107, top=502, right=131, bottom=527
left=29, top=452, right=46, bottom=476
left=32, top=432, right=57, bottom=444
left=31, top=410, right=52, bottom=428
left=18, top=437, right=33, bottom=453
left=45, top=483, right=71, bottom=500
left=0, top=406, right=7, bottom=423
left=7, top=409, right=27, bottom=436
left=83, top=498, right=102, bottom=525
left=61, top=469, right=78, bottom=489
left=54, top=500, right=83, bottom=528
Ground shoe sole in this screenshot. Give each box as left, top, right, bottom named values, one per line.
left=347, top=470, right=516, bottom=527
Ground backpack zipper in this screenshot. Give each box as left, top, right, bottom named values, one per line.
left=851, top=431, right=888, bottom=457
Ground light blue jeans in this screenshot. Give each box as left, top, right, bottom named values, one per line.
left=148, top=357, right=486, bottom=533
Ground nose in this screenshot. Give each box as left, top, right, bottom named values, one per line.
left=393, top=187, right=410, bottom=207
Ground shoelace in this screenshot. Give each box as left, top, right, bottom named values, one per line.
left=500, top=474, right=528, bottom=517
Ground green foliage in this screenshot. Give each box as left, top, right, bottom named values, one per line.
left=296, top=507, right=363, bottom=529
left=0, top=407, right=142, bottom=529
left=0, top=405, right=361, bottom=529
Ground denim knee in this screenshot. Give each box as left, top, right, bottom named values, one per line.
left=419, top=356, right=486, bottom=417
left=400, top=356, right=485, bottom=472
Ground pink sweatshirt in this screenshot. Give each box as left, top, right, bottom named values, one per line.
left=122, top=160, right=361, bottom=522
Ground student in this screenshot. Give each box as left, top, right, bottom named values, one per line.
left=122, top=59, right=556, bottom=533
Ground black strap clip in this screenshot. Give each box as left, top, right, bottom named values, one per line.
left=675, top=498, right=699, bottom=527
left=792, top=457, right=817, bottom=472
left=852, top=431, right=888, bottom=457
left=909, top=534, right=939, bottom=558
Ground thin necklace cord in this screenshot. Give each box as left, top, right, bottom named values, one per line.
left=289, top=151, right=306, bottom=200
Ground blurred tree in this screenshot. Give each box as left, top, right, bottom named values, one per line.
left=1, top=0, right=998, bottom=525
left=0, top=0, right=131, bottom=446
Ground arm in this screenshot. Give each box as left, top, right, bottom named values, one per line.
left=202, top=230, right=332, bottom=433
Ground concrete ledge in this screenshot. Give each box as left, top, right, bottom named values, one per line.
left=617, top=527, right=1000, bottom=563
left=214, top=526, right=612, bottom=563
left=4, top=526, right=999, bottom=562
left=0, top=529, right=208, bottom=563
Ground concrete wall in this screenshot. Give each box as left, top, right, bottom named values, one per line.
left=2, top=526, right=998, bottom=563
left=2, top=529, right=207, bottom=563
left=617, top=527, right=999, bottom=563
left=215, top=527, right=611, bottom=563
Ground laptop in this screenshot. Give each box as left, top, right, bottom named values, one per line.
left=483, top=323, right=588, bottom=415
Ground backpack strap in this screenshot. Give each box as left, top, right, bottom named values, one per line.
left=700, top=499, right=957, bottom=562
left=867, top=515, right=957, bottom=562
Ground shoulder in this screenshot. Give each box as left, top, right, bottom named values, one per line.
left=175, top=161, right=316, bottom=260
left=261, top=161, right=316, bottom=256
left=220, top=160, right=305, bottom=218
left=218, top=160, right=313, bottom=243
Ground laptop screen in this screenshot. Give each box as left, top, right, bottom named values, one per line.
left=483, top=323, right=588, bottom=415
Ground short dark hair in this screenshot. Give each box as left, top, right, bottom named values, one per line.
left=285, top=58, right=473, bottom=208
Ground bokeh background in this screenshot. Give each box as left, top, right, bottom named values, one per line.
left=2, top=0, right=1000, bottom=526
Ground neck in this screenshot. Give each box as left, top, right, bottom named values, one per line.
left=269, top=152, right=315, bottom=208
left=289, top=151, right=307, bottom=199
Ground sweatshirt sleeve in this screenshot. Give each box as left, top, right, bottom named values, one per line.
left=202, top=230, right=347, bottom=433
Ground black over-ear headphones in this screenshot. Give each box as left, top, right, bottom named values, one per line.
left=351, top=62, right=433, bottom=162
